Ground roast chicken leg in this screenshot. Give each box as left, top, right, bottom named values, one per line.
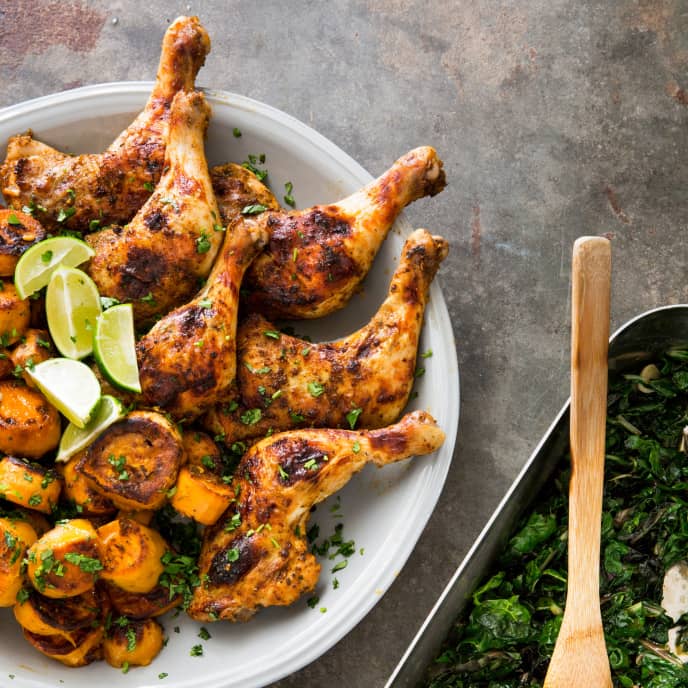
left=187, top=410, right=445, bottom=622
left=203, top=228, right=448, bottom=443
left=86, top=90, right=223, bottom=323
left=136, top=220, right=269, bottom=420
left=243, top=146, right=446, bottom=319
left=0, top=16, right=210, bottom=232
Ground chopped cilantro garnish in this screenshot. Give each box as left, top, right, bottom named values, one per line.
left=346, top=408, right=362, bottom=429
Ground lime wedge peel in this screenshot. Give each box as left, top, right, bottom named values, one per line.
left=14, top=236, right=95, bottom=300
left=28, top=358, right=101, bottom=428
left=56, top=395, right=125, bottom=463
left=93, top=303, right=141, bottom=393
left=46, top=266, right=102, bottom=360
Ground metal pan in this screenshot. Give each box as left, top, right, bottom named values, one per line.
left=385, top=304, right=688, bottom=688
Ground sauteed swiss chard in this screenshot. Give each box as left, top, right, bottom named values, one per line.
left=425, top=350, right=688, bottom=687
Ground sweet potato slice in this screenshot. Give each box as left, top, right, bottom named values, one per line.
left=170, top=431, right=233, bottom=525
left=0, top=516, right=37, bottom=606
left=26, top=519, right=102, bottom=599
left=77, top=410, right=183, bottom=511
left=14, top=586, right=105, bottom=643
left=0, top=380, right=61, bottom=459
left=23, top=625, right=104, bottom=667
left=97, top=518, right=167, bottom=594
left=0, top=456, right=61, bottom=513
left=104, top=580, right=181, bottom=619
left=103, top=617, right=164, bottom=669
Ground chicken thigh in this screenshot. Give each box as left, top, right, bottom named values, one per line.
left=86, top=90, right=222, bottom=323
left=243, top=146, right=446, bottom=319
left=187, top=410, right=445, bottom=622
left=203, top=229, right=448, bottom=443
left=0, top=16, right=210, bottom=232
left=136, top=220, right=269, bottom=420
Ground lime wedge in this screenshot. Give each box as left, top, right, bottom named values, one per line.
left=27, top=358, right=101, bottom=428
left=56, top=395, right=125, bottom=462
left=14, top=236, right=95, bottom=300
left=46, top=266, right=102, bottom=360
left=93, top=303, right=141, bottom=393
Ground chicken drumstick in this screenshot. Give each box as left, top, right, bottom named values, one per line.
left=188, top=410, right=445, bottom=622
left=204, top=228, right=448, bottom=443
left=0, top=16, right=210, bottom=232
left=243, top=146, right=446, bottom=319
left=86, top=90, right=222, bottom=323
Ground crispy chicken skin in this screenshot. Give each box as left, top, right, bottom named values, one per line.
left=203, top=229, right=448, bottom=443
left=0, top=16, right=210, bottom=232
left=210, top=163, right=280, bottom=223
left=243, top=146, right=446, bottom=319
left=86, top=90, right=222, bottom=323
left=188, top=410, right=445, bottom=622
left=136, top=220, right=269, bottom=420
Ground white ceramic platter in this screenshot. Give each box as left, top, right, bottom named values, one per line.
left=0, top=83, right=459, bottom=688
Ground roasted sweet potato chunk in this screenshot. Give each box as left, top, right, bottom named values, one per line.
left=0, top=381, right=61, bottom=459
left=104, top=580, right=181, bottom=619
left=0, top=516, right=37, bottom=606
left=0, top=282, right=30, bottom=345
left=77, top=410, right=183, bottom=511
left=0, top=456, right=61, bottom=513
left=56, top=454, right=117, bottom=518
left=26, top=519, right=102, bottom=598
left=9, top=328, right=53, bottom=387
left=14, top=586, right=105, bottom=643
left=171, top=431, right=233, bottom=525
left=23, top=625, right=104, bottom=667
left=97, top=518, right=167, bottom=594
left=103, top=617, right=164, bottom=669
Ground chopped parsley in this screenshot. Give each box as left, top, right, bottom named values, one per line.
left=196, top=230, right=212, bottom=254
left=7, top=213, right=21, bottom=226
left=263, top=330, right=280, bottom=339
left=56, top=207, right=76, bottom=223
left=284, top=181, right=296, bottom=208
left=190, top=644, right=203, bottom=657
left=346, top=408, right=362, bottom=429
left=241, top=203, right=268, bottom=215
left=307, top=381, right=325, bottom=397
left=240, top=408, right=262, bottom=425
left=226, top=548, right=240, bottom=563
left=233, top=127, right=242, bottom=138
left=63, top=552, right=103, bottom=573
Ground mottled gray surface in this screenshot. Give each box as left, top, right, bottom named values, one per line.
left=2, top=0, right=688, bottom=686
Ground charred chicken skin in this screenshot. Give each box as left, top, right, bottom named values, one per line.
left=136, top=220, right=269, bottom=420
left=85, top=90, right=222, bottom=323
left=204, top=228, right=448, bottom=443
left=0, top=16, right=210, bottom=232
left=188, top=410, right=445, bottom=622
left=243, top=146, right=446, bottom=319
left=210, top=163, right=280, bottom=223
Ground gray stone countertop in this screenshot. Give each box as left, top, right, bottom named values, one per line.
left=2, top=1, right=687, bottom=686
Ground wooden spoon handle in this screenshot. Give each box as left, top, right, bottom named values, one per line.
left=544, top=236, right=612, bottom=688
left=568, top=236, right=611, bottom=611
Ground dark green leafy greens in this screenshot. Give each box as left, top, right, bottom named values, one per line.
left=426, top=351, right=688, bottom=687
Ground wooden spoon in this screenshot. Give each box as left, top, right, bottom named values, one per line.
left=544, top=236, right=612, bottom=688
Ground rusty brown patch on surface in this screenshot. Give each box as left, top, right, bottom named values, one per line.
left=622, top=0, right=688, bottom=69
left=470, top=204, right=481, bottom=262
left=666, top=80, right=688, bottom=105
left=602, top=231, right=616, bottom=241
left=0, top=1, right=106, bottom=72
left=605, top=186, right=630, bottom=224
